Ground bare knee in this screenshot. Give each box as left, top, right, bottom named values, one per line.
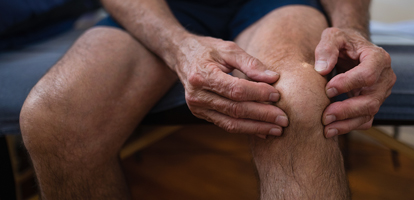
left=252, top=63, right=348, bottom=199
left=20, top=82, right=113, bottom=161
left=274, top=62, right=330, bottom=135
left=20, top=27, right=146, bottom=158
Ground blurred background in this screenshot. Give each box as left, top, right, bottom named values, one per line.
left=2, top=0, right=414, bottom=200
left=371, top=0, right=414, bottom=22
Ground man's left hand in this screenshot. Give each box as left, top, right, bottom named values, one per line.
left=314, top=27, right=396, bottom=138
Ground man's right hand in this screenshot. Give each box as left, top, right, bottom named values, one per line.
left=101, top=0, right=287, bottom=137
left=172, top=35, right=289, bottom=137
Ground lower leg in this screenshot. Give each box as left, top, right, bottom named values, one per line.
left=236, top=6, right=350, bottom=199
left=20, top=27, right=177, bottom=199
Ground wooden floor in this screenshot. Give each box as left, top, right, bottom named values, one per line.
left=122, top=125, right=414, bottom=200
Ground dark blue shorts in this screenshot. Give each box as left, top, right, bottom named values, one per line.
left=98, top=0, right=324, bottom=40
left=96, top=0, right=325, bottom=113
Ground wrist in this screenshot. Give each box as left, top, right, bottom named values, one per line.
left=157, top=30, right=195, bottom=72
left=322, top=0, right=371, bottom=40
left=333, top=25, right=370, bottom=41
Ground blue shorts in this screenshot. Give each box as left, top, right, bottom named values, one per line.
left=96, top=0, right=325, bottom=113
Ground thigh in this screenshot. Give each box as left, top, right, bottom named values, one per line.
left=22, top=27, right=178, bottom=151
left=0, top=30, right=85, bottom=135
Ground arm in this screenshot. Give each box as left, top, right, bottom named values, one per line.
left=100, top=0, right=288, bottom=136
left=315, top=0, right=396, bottom=137
left=100, top=0, right=187, bottom=69
left=320, top=0, right=370, bottom=39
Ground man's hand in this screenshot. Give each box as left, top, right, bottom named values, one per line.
left=314, top=28, right=396, bottom=138
left=102, top=0, right=288, bottom=137
left=174, top=35, right=289, bottom=137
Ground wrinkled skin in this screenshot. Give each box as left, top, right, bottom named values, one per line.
left=314, top=28, right=396, bottom=137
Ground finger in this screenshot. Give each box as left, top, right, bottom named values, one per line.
left=193, top=68, right=280, bottom=102
left=208, top=94, right=289, bottom=127
left=356, top=119, right=373, bottom=130
left=325, top=48, right=389, bottom=98
left=218, top=42, right=279, bottom=84
left=256, top=134, right=267, bottom=139
left=187, top=90, right=288, bottom=126
left=314, top=28, right=345, bottom=75
left=322, top=95, right=381, bottom=125
left=203, top=109, right=283, bottom=136
left=324, top=115, right=372, bottom=138
left=314, top=28, right=362, bottom=76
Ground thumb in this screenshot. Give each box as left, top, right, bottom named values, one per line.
left=314, top=28, right=344, bottom=76
left=221, top=45, right=279, bottom=84
left=241, top=58, right=280, bottom=84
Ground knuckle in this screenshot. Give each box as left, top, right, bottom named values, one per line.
left=222, top=120, right=239, bottom=133
left=379, top=47, right=392, bottom=65
left=229, top=82, right=245, bottom=100
left=323, top=27, right=341, bottom=36
left=246, top=57, right=261, bottom=70
left=187, top=72, right=205, bottom=87
left=205, top=64, right=223, bottom=81
left=362, top=70, right=378, bottom=86
left=367, top=98, right=381, bottom=116
left=228, top=102, right=243, bottom=118
left=185, top=93, right=201, bottom=106
left=206, top=63, right=220, bottom=72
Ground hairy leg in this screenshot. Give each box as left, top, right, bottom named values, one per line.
left=20, top=27, right=177, bottom=199
left=235, top=6, right=350, bottom=199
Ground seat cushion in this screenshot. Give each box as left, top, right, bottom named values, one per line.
left=0, top=29, right=84, bottom=135
left=0, top=28, right=186, bottom=135
left=375, top=45, right=414, bottom=121
left=1, top=41, right=413, bottom=135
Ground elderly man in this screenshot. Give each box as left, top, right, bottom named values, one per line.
left=20, top=0, right=395, bottom=199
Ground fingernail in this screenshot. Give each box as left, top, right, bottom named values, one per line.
left=269, top=93, right=280, bottom=102
left=256, top=134, right=267, bottom=139
left=326, top=87, right=338, bottom=98
left=324, top=115, right=336, bottom=125
left=269, top=128, right=282, bottom=136
left=265, top=70, right=278, bottom=77
left=275, top=115, right=289, bottom=127
left=326, top=129, right=338, bottom=138
left=315, top=61, right=328, bottom=72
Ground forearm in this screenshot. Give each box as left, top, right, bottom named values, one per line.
left=101, top=0, right=190, bottom=71
left=320, top=0, right=371, bottom=39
